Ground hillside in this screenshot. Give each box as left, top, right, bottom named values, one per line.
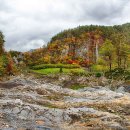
left=24, top=23, right=130, bottom=72
left=51, top=23, right=130, bottom=42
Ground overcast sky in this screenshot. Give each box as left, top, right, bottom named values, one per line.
left=0, top=0, right=130, bottom=52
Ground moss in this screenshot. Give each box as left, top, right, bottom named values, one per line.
left=70, top=84, right=87, bottom=90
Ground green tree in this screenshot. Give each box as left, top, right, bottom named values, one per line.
left=120, top=43, right=130, bottom=69
left=110, top=32, right=128, bottom=68
left=100, top=39, right=115, bottom=71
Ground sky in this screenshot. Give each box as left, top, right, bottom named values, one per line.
left=0, top=0, right=130, bottom=52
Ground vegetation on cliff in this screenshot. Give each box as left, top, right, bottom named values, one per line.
left=24, top=23, right=130, bottom=74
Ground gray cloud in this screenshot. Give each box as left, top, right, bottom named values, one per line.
left=0, top=0, right=130, bottom=52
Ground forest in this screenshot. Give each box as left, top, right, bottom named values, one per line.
left=1, top=23, right=130, bottom=77
left=23, top=23, right=130, bottom=75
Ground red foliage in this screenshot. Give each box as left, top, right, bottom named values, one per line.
left=67, top=59, right=79, bottom=64
left=6, top=61, right=13, bottom=73
left=79, top=60, right=91, bottom=67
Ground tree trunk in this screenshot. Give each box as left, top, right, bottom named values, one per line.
left=109, top=56, right=112, bottom=71
left=119, top=57, right=122, bottom=68
left=123, top=57, right=127, bottom=69
left=95, top=42, right=99, bottom=63
left=72, top=44, right=76, bottom=60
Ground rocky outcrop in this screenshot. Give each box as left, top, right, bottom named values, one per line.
left=0, top=76, right=130, bottom=130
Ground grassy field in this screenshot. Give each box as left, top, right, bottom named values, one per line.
left=31, top=64, right=80, bottom=70
left=31, top=68, right=85, bottom=75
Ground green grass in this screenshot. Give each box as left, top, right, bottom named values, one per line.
left=31, top=63, right=80, bottom=70
left=31, top=68, right=85, bottom=75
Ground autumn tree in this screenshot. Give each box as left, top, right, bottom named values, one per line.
left=0, top=31, right=5, bottom=76
left=64, top=37, right=79, bottom=60
left=0, top=31, right=5, bottom=55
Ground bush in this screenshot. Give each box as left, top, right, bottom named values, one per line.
left=105, top=68, right=130, bottom=80
left=91, top=65, right=108, bottom=72
left=70, top=70, right=88, bottom=76
left=125, top=75, right=130, bottom=80
left=95, top=72, right=102, bottom=78
left=0, top=55, right=6, bottom=76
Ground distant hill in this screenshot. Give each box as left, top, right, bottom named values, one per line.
left=50, top=23, right=130, bottom=42
left=24, top=23, right=130, bottom=69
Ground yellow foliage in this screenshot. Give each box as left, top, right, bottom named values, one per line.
left=92, top=65, right=108, bottom=72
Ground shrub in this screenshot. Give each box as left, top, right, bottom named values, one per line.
left=105, top=68, right=130, bottom=80
left=91, top=65, right=108, bottom=72
left=79, top=59, right=90, bottom=67
left=70, top=70, right=87, bottom=76
left=67, top=59, right=79, bottom=65
left=0, top=55, right=6, bottom=76
left=95, top=72, right=102, bottom=78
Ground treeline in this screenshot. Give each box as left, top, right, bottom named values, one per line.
left=24, top=23, right=130, bottom=71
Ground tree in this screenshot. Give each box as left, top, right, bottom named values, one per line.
left=110, top=32, right=128, bottom=68
left=6, top=53, right=14, bottom=75
left=0, top=31, right=5, bottom=55
left=0, top=31, right=5, bottom=76
left=120, top=43, right=130, bottom=69
left=100, top=39, right=115, bottom=71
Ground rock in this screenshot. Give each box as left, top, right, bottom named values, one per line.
left=1, top=126, right=51, bottom=130
left=116, top=87, right=125, bottom=93
left=14, top=99, right=23, bottom=105
left=108, top=123, right=126, bottom=130
left=124, top=86, right=130, bottom=93
left=126, top=126, right=130, bottom=130
left=36, top=88, right=48, bottom=95
left=35, top=126, right=51, bottom=130
left=0, top=91, right=4, bottom=97
left=12, top=107, right=20, bottom=114
left=0, top=76, right=130, bottom=129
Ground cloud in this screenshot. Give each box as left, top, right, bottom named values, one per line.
left=8, top=39, right=45, bottom=52
left=0, top=0, right=130, bottom=51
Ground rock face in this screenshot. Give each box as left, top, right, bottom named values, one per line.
left=0, top=76, right=130, bottom=130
